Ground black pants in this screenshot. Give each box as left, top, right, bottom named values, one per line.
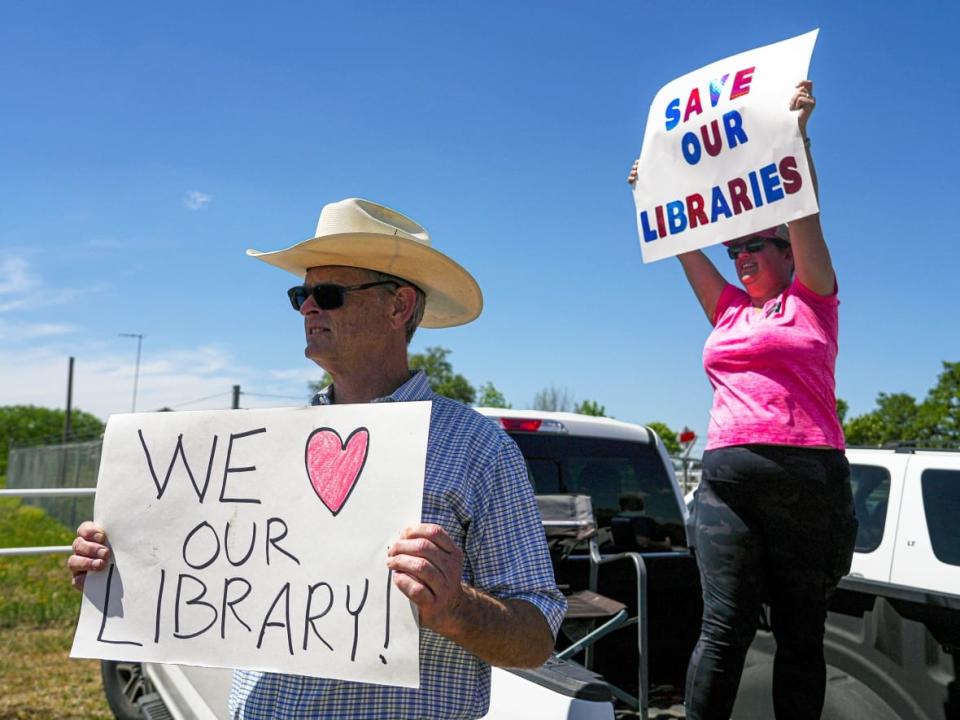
left=684, top=445, right=858, bottom=720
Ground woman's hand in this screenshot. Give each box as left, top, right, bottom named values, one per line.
left=790, top=80, right=816, bottom=138
left=627, top=159, right=639, bottom=185
left=786, top=79, right=834, bottom=295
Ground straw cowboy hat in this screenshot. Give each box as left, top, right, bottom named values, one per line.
left=247, top=198, right=483, bottom=328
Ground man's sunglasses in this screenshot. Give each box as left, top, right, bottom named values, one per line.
left=726, top=237, right=770, bottom=260
left=287, top=281, right=398, bottom=311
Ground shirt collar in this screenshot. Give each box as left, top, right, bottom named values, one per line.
left=311, top=369, right=432, bottom=406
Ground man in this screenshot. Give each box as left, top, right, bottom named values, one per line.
left=69, top=197, right=566, bottom=719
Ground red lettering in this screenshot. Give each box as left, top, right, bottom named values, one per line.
left=685, top=193, right=709, bottom=229
left=727, top=178, right=753, bottom=215
left=779, top=155, right=802, bottom=194
left=730, top=66, right=755, bottom=100
left=700, top=119, right=723, bottom=157
left=655, top=205, right=667, bottom=238
left=683, top=88, right=703, bottom=122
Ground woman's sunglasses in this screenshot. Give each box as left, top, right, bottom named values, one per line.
left=726, top=237, right=769, bottom=260
left=287, top=281, right=398, bottom=311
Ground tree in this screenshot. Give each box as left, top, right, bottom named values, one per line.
left=532, top=386, right=573, bottom=412
left=918, top=361, right=960, bottom=446
left=476, top=382, right=510, bottom=408
left=836, top=398, right=849, bottom=424
left=306, top=347, right=477, bottom=404
left=844, top=392, right=920, bottom=446
left=574, top=400, right=606, bottom=417
left=410, top=347, right=476, bottom=404
left=841, top=362, right=960, bottom=448
left=843, top=411, right=891, bottom=447
left=0, top=405, right=105, bottom=476
left=646, top=420, right=681, bottom=455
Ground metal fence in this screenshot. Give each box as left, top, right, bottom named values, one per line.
left=670, top=456, right=702, bottom=495
left=6, top=439, right=102, bottom=533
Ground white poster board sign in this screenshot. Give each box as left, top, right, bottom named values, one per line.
left=71, top=401, right=431, bottom=689
left=633, top=30, right=820, bottom=263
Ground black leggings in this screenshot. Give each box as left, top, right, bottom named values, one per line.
left=685, top=445, right=857, bottom=720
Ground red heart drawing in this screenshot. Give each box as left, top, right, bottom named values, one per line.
left=305, top=427, right=370, bottom=516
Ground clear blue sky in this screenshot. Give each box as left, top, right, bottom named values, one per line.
left=2, top=1, right=958, bottom=453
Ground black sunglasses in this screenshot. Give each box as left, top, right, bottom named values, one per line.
left=726, top=237, right=769, bottom=260
left=287, top=280, right=398, bottom=311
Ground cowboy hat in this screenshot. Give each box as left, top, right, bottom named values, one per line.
left=247, top=198, right=482, bottom=328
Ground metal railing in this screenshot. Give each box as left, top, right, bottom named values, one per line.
left=0, top=487, right=95, bottom=556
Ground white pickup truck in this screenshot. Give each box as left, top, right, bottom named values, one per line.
left=732, top=445, right=960, bottom=720
left=100, top=427, right=960, bottom=720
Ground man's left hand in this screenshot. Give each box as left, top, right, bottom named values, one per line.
left=387, top=523, right=466, bottom=634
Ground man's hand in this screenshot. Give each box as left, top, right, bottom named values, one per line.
left=67, top=521, right=109, bottom=591
left=387, top=523, right=466, bottom=635
left=386, top=522, right=555, bottom=667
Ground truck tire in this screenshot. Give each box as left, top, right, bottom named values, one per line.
left=100, top=660, right=151, bottom=720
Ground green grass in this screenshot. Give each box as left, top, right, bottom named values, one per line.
left=0, top=474, right=112, bottom=717
left=0, top=625, right=112, bottom=720
left=0, top=493, right=81, bottom=628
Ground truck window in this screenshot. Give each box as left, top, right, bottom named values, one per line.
left=510, top=433, right=686, bottom=550
left=921, top=469, right=960, bottom=566
left=849, top=464, right=890, bottom=553
left=525, top=458, right=563, bottom=493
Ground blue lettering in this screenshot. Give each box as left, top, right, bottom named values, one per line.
left=722, top=110, right=748, bottom=149
left=759, top=163, right=784, bottom=203
left=681, top=131, right=701, bottom=165
left=709, top=74, right=729, bottom=107
left=666, top=201, right=687, bottom=234
left=748, top=170, right=764, bottom=208
left=639, top=211, right=659, bottom=242
left=710, top=186, right=733, bottom=222
left=665, top=99, right=681, bottom=131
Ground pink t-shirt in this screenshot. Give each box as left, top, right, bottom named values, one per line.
left=703, top=277, right=845, bottom=451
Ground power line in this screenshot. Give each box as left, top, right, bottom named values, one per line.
left=169, top=391, right=231, bottom=409
left=242, top=391, right=308, bottom=401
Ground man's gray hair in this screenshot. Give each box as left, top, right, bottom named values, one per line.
left=371, top=270, right=426, bottom=344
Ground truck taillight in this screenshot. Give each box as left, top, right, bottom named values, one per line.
left=498, top=418, right=567, bottom=434
left=500, top=418, right=543, bottom=432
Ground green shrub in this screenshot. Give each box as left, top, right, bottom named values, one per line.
left=0, top=404, right=105, bottom=475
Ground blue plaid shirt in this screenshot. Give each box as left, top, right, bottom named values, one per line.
left=228, top=371, right=566, bottom=719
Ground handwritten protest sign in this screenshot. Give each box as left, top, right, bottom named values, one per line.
left=71, top=401, right=431, bottom=688
left=632, top=30, right=820, bottom=262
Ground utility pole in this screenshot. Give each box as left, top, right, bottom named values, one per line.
left=63, top=356, right=74, bottom=443
left=60, top=356, right=75, bottom=490
left=232, top=385, right=241, bottom=409
left=119, top=333, right=144, bottom=412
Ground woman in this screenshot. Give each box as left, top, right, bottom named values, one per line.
left=630, top=81, right=857, bottom=720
